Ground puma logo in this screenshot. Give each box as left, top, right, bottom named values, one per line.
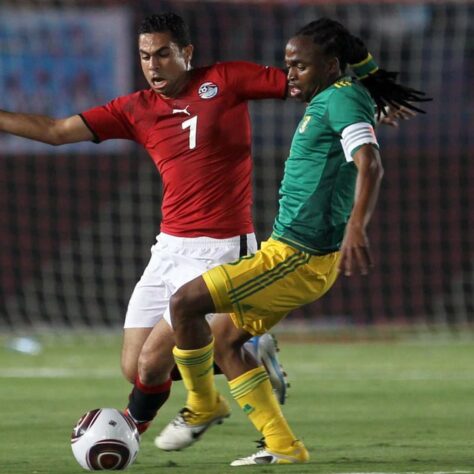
left=172, top=105, right=191, bottom=116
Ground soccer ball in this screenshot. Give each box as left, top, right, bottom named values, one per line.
left=71, top=408, right=140, bottom=471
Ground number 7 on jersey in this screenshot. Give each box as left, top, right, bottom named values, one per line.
left=182, top=116, right=197, bottom=150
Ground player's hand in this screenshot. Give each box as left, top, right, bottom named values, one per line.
left=378, top=105, right=417, bottom=127
left=338, top=222, right=373, bottom=276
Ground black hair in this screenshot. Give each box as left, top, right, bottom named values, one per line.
left=296, top=18, right=431, bottom=116
left=138, top=12, right=191, bottom=48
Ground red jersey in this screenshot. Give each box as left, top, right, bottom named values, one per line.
left=81, top=61, right=287, bottom=238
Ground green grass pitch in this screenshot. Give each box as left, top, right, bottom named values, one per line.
left=0, top=334, right=473, bottom=473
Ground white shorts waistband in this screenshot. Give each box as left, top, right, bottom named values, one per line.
left=157, top=232, right=255, bottom=248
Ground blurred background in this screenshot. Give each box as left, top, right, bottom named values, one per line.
left=0, top=0, right=472, bottom=341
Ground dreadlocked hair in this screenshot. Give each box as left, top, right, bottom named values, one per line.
left=296, top=18, right=431, bottom=117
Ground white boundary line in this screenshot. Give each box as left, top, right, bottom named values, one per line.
left=0, top=368, right=120, bottom=378
left=334, top=471, right=471, bottom=474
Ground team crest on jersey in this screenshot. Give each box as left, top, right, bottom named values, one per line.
left=299, top=115, right=312, bottom=133
left=198, top=82, right=219, bottom=99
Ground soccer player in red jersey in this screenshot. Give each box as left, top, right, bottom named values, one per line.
left=0, top=12, right=290, bottom=439
left=82, top=14, right=292, bottom=437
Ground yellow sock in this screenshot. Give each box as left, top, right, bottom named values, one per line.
left=229, top=367, right=297, bottom=452
left=173, top=339, right=217, bottom=414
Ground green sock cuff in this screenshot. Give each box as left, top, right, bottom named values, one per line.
left=350, top=53, right=379, bottom=79
left=229, top=367, right=269, bottom=400
left=173, top=339, right=214, bottom=366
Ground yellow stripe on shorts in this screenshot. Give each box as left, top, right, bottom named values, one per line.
left=227, top=251, right=310, bottom=305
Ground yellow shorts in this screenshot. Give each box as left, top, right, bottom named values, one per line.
left=202, top=238, right=340, bottom=336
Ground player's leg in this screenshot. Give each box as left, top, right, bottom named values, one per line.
left=157, top=242, right=301, bottom=454
left=161, top=232, right=290, bottom=403
left=124, top=320, right=176, bottom=434
left=155, top=313, right=254, bottom=450
left=158, top=280, right=306, bottom=462
left=155, top=279, right=231, bottom=451
left=130, top=316, right=251, bottom=440
left=121, top=238, right=175, bottom=434
left=245, top=334, right=289, bottom=405
left=211, top=317, right=306, bottom=466
left=121, top=328, right=152, bottom=383
left=159, top=240, right=339, bottom=463
left=123, top=233, right=244, bottom=436
left=207, top=233, right=290, bottom=404
left=136, top=320, right=175, bottom=386
left=125, top=234, right=288, bottom=439
left=218, top=241, right=339, bottom=466
left=124, top=320, right=232, bottom=436
left=170, top=332, right=289, bottom=404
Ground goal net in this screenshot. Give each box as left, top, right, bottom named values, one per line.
left=0, top=0, right=472, bottom=334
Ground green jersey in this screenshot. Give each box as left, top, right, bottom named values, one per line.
left=272, top=76, right=377, bottom=254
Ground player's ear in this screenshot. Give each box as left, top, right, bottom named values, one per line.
left=327, top=56, right=340, bottom=76
left=183, top=44, right=194, bottom=70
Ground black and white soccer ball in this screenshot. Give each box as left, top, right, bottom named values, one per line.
left=71, top=408, right=140, bottom=471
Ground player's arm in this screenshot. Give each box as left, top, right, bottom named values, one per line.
left=338, top=143, right=384, bottom=276
left=0, top=110, right=93, bottom=145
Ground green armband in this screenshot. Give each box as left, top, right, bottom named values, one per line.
left=350, top=53, right=379, bottom=79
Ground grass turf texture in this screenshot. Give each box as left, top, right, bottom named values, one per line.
left=0, top=334, right=473, bottom=474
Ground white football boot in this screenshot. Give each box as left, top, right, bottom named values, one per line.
left=230, top=439, right=309, bottom=466
left=154, top=394, right=230, bottom=451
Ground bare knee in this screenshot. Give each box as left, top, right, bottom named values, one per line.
left=136, top=331, right=176, bottom=386
left=121, top=357, right=138, bottom=384
left=137, top=350, right=173, bottom=386
left=121, top=344, right=140, bottom=384
left=170, top=277, right=215, bottom=330
left=121, top=327, right=152, bottom=384
left=169, top=287, right=195, bottom=330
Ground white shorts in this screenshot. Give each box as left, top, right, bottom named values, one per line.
left=124, top=232, right=258, bottom=328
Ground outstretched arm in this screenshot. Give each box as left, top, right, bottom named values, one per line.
left=0, top=110, right=93, bottom=146
left=338, top=143, right=384, bottom=276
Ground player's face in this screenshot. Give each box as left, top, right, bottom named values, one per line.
left=285, top=35, right=340, bottom=103
left=139, top=32, right=194, bottom=98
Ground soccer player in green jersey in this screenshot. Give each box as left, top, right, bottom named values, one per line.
left=153, top=18, right=431, bottom=465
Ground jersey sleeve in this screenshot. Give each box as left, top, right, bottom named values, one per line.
left=215, top=61, right=287, bottom=100
left=326, top=86, right=379, bottom=161
left=326, top=86, right=376, bottom=134
left=80, top=94, right=139, bottom=143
